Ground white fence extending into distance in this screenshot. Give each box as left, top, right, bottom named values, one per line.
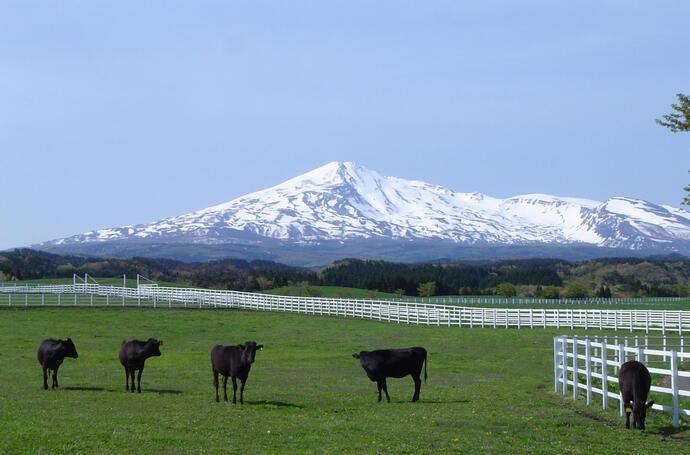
left=1, top=283, right=690, bottom=333
left=554, top=334, right=690, bottom=428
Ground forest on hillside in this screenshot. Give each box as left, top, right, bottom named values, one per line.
left=1, top=249, right=689, bottom=298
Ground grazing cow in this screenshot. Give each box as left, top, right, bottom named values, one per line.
left=37, top=338, right=79, bottom=390
left=619, top=360, right=654, bottom=430
left=118, top=338, right=163, bottom=393
left=210, top=341, right=263, bottom=404
left=352, top=347, right=427, bottom=402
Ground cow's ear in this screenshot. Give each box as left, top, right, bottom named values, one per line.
left=237, top=344, right=244, bottom=349
left=352, top=353, right=360, bottom=359
left=257, top=344, right=264, bottom=351
left=646, top=401, right=654, bottom=409
left=66, top=337, right=72, bottom=342
left=158, top=340, right=163, bottom=346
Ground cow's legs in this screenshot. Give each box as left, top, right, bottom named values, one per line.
left=381, top=379, right=390, bottom=403
left=136, top=367, right=144, bottom=393
left=232, top=377, right=238, bottom=404
left=240, top=379, right=246, bottom=405
left=129, top=368, right=136, bottom=392
left=625, top=410, right=631, bottom=429
left=213, top=371, right=219, bottom=402
left=52, top=367, right=59, bottom=389
left=412, top=374, right=421, bottom=402
left=42, top=367, right=48, bottom=390
left=124, top=367, right=130, bottom=391
left=376, top=380, right=383, bottom=402
left=222, top=376, right=228, bottom=402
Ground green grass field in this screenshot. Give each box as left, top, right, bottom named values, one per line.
left=1, top=308, right=689, bottom=453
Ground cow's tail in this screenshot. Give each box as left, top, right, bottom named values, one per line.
left=424, top=350, right=428, bottom=384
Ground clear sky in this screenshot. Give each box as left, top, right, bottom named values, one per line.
left=0, top=1, right=688, bottom=250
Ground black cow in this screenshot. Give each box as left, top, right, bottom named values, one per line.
left=118, top=338, right=163, bottom=393
left=210, top=341, right=263, bottom=404
left=353, top=347, right=427, bottom=402
left=37, top=338, right=79, bottom=390
left=619, top=360, right=654, bottom=430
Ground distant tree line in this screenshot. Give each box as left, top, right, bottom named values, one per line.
left=318, top=258, right=563, bottom=295
left=0, top=249, right=316, bottom=292
left=1, top=249, right=689, bottom=298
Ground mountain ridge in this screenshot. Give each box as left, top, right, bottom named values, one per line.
left=34, top=161, right=690, bottom=263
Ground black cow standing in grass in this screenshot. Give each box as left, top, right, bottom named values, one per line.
left=211, top=341, right=263, bottom=404
left=118, top=338, right=163, bottom=393
left=353, top=347, right=427, bottom=402
left=37, top=338, right=79, bottom=390
left=619, top=360, right=654, bottom=430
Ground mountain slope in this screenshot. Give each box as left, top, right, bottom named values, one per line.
left=35, top=162, right=690, bottom=261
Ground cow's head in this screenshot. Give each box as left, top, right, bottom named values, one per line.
left=629, top=401, right=654, bottom=430
left=240, top=341, right=263, bottom=364
left=62, top=338, right=79, bottom=359
left=147, top=338, right=163, bottom=357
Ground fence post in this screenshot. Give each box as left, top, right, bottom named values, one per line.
left=618, top=344, right=625, bottom=417
left=585, top=339, right=592, bottom=405
left=561, top=336, right=568, bottom=396
left=554, top=337, right=560, bottom=392
left=671, top=350, right=680, bottom=429
left=601, top=340, right=608, bottom=410
left=572, top=336, right=579, bottom=401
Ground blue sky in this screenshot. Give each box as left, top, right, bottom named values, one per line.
left=0, top=1, right=688, bottom=250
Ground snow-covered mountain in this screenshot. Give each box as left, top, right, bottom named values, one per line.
left=37, top=162, right=690, bottom=257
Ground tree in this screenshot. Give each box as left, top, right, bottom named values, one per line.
left=417, top=281, right=436, bottom=297
left=673, top=283, right=688, bottom=298
left=542, top=286, right=561, bottom=299
left=534, top=285, right=544, bottom=298
left=564, top=282, right=590, bottom=299
left=656, top=93, right=690, bottom=132
left=596, top=284, right=612, bottom=299
left=656, top=93, right=690, bottom=205
left=495, top=282, right=517, bottom=297
left=393, top=288, right=406, bottom=297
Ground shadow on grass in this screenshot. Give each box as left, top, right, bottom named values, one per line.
left=417, top=399, right=470, bottom=404
left=146, top=388, right=184, bottom=395
left=651, top=425, right=690, bottom=439
left=63, top=386, right=112, bottom=392
left=245, top=400, right=305, bottom=409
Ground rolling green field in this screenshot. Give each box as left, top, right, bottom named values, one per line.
left=1, top=308, right=689, bottom=454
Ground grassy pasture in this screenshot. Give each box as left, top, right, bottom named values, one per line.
left=1, top=308, right=690, bottom=453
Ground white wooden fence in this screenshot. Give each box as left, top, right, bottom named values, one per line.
left=1, top=283, right=690, bottom=333
left=1, top=282, right=686, bottom=306
left=554, top=334, right=690, bottom=428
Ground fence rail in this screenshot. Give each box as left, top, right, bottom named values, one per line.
left=1, top=282, right=686, bottom=305
left=1, top=284, right=690, bottom=333
left=554, top=335, right=690, bottom=428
